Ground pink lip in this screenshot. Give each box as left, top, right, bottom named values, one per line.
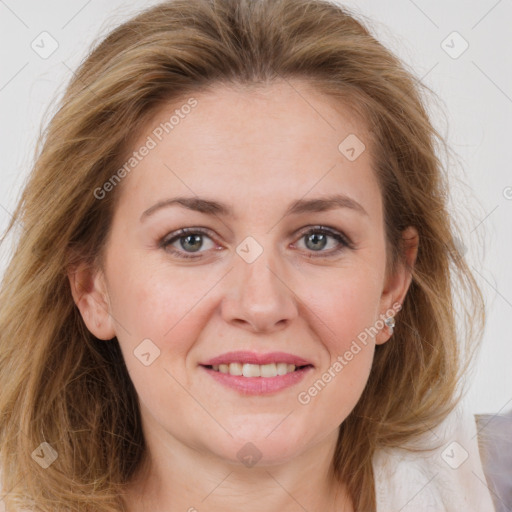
left=201, top=365, right=313, bottom=395
left=201, top=351, right=313, bottom=367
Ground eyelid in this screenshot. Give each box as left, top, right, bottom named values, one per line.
left=293, top=225, right=354, bottom=250
left=160, top=225, right=353, bottom=259
left=159, top=227, right=220, bottom=254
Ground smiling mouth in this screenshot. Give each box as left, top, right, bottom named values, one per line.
left=202, top=362, right=313, bottom=378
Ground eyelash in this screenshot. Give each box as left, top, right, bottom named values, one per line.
left=159, top=226, right=353, bottom=260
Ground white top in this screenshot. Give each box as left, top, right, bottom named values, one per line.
left=373, top=400, right=496, bottom=511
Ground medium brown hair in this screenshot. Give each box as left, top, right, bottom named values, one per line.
left=0, top=0, right=485, bottom=510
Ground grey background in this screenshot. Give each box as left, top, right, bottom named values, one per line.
left=0, top=0, right=511, bottom=417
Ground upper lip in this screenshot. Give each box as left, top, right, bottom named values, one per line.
left=201, top=351, right=313, bottom=367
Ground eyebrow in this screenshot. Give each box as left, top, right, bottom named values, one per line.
left=140, top=193, right=368, bottom=222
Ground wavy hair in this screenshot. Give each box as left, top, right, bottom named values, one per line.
left=0, top=0, right=485, bottom=510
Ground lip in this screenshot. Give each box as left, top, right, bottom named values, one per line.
left=199, top=351, right=314, bottom=396
left=201, top=365, right=313, bottom=395
left=201, top=351, right=313, bottom=367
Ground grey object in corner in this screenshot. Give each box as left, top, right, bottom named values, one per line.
left=476, top=410, right=512, bottom=512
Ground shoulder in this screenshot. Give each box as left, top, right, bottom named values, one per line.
left=372, top=402, right=496, bottom=512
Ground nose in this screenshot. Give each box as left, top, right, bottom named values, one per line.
left=220, top=248, right=298, bottom=333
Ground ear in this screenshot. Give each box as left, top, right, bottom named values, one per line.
left=375, top=226, right=419, bottom=345
left=67, top=262, right=116, bottom=340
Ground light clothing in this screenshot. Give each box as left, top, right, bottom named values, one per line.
left=373, top=401, right=497, bottom=511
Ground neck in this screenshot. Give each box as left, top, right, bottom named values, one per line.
left=122, top=429, right=354, bottom=512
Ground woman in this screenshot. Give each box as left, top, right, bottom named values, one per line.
left=0, top=0, right=496, bottom=510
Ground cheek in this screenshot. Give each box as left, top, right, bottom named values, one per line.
left=105, top=259, right=218, bottom=383
left=106, top=268, right=207, bottom=415
left=106, top=245, right=212, bottom=337
left=297, top=272, right=382, bottom=413
left=310, top=270, right=383, bottom=351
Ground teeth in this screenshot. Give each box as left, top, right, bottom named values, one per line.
left=277, top=363, right=289, bottom=375
left=243, top=363, right=260, bottom=377
left=260, top=363, right=276, bottom=377
left=211, top=362, right=298, bottom=377
left=229, top=362, right=243, bottom=375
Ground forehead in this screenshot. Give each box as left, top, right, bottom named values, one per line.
left=116, top=79, right=381, bottom=221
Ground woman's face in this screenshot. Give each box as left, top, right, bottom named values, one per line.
left=72, top=80, right=416, bottom=468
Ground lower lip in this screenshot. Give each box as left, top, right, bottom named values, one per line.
left=201, top=365, right=313, bottom=395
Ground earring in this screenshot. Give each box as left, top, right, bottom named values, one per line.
left=384, top=315, right=395, bottom=335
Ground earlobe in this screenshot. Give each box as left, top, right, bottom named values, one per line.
left=67, top=263, right=116, bottom=340
left=376, top=226, right=419, bottom=345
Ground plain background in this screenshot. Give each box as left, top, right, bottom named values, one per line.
left=0, top=0, right=510, bottom=417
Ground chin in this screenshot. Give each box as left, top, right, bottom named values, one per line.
left=199, top=426, right=315, bottom=469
